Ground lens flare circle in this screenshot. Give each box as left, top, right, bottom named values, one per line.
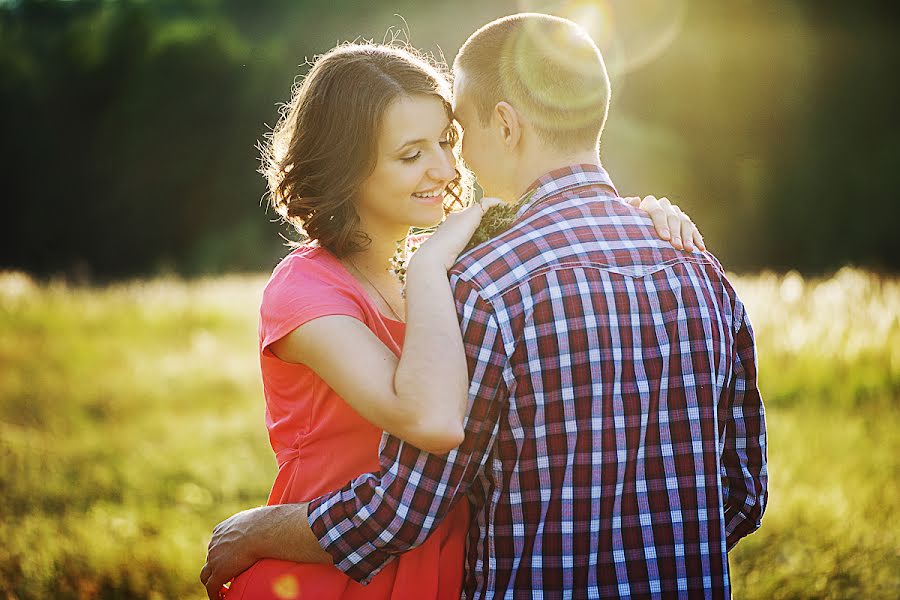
left=516, top=0, right=685, bottom=77
left=497, top=12, right=611, bottom=133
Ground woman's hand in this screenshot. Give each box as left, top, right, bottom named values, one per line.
left=623, top=195, right=706, bottom=252
left=414, top=197, right=506, bottom=271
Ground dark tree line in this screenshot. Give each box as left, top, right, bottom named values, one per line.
left=2, top=0, right=898, bottom=279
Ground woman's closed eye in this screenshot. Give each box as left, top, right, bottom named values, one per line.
left=401, top=137, right=452, bottom=162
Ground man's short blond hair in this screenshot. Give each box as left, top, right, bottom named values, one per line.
left=454, top=13, right=611, bottom=152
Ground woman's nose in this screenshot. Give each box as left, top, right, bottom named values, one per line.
left=427, top=148, right=456, bottom=183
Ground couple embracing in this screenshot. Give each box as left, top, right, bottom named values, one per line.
left=201, top=13, right=768, bottom=600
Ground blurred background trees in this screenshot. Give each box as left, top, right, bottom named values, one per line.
left=2, top=0, right=898, bottom=280
left=2, top=4, right=898, bottom=597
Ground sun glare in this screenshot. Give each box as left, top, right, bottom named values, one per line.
left=519, top=0, right=685, bottom=78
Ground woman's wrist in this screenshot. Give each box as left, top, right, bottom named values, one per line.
left=407, top=248, right=451, bottom=275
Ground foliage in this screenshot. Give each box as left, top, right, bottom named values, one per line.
left=463, top=191, right=535, bottom=253
left=0, top=269, right=898, bottom=598
left=1, top=1, right=899, bottom=278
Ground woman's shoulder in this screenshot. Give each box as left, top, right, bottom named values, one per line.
left=267, top=245, right=348, bottom=292
left=260, top=244, right=364, bottom=327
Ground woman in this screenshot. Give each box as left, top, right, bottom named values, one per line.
left=219, top=42, right=703, bottom=599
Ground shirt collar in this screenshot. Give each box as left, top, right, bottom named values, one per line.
left=515, top=163, right=618, bottom=219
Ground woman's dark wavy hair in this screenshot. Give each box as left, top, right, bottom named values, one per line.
left=260, top=42, right=472, bottom=257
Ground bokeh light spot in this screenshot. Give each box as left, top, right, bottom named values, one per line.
left=272, top=573, right=300, bottom=599
left=559, top=0, right=615, bottom=51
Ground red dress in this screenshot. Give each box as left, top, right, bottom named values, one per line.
left=225, top=245, right=469, bottom=600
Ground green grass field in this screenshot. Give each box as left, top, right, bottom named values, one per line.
left=1, top=269, right=898, bottom=599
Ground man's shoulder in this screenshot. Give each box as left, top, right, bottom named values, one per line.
left=448, top=190, right=605, bottom=286
left=449, top=213, right=547, bottom=301
left=451, top=221, right=737, bottom=324
left=448, top=194, right=673, bottom=292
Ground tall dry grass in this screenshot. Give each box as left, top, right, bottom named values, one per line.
left=1, top=269, right=897, bottom=599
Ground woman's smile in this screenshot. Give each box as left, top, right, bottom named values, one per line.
left=411, top=189, right=445, bottom=205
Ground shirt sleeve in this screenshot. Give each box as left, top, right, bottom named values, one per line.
left=721, top=299, right=769, bottom=550
left=306, top=278, right=509, bottom=584
left=259, top=255, right=365, bottom=354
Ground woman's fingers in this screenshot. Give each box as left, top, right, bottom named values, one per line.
left=622, top=196, right=643, bottom=209
left=677, top=208, right=695, bottom=252
left=672, top=205, right=706, bottom=253
left=419, top=197, right=508, bottom=269
left=638, top=195, right=673, bottom=242
left=659, top=199, right=685, bottom=250
left=443, top=197, right=504, bottom=231
left=631, top=194, right=707, bottom=253
left=681, top=212, right=697, bottom=252
left=477, top=196, right=506, bottom=213
left=687, top=217, right=706, bottom=252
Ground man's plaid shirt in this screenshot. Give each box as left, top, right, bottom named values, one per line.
left=308, top=164, right=768, bottom=598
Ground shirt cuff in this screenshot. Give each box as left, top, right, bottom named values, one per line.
left=724, top=505, right=757, bottom=551
left=307, top=490, right=397, bottom=584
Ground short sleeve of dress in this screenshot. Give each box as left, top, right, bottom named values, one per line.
left=259, top=251, right=366, bottom=354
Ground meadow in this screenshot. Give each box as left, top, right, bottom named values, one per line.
left=1, top=268, right=898, bottom=599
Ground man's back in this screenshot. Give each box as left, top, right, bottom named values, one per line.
left=450, top=165, right=768, bottom=598
left=306, top=165, right=767, bottom=599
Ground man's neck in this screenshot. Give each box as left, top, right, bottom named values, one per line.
left=509, top=150, right=601, bottom=202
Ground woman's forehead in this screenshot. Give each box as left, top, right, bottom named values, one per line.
left=379, top=95, right=452, bottom=150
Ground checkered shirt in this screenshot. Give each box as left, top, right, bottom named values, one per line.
left=308, top=164, right=768, bottom=599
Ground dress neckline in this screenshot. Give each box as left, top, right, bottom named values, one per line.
left=317, top=246, right=406, bottom=325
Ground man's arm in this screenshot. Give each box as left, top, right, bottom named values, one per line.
left=200, top=503, right=330, bottom=599
left=721, top=301, right=769, bottom=550
left=307, top=281, right=509, bottom=582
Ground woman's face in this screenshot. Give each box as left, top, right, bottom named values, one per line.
left=355, top=94, right=457, bottom=236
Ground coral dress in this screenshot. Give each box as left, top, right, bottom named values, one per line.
left=225, top=245, right=469, bottom=600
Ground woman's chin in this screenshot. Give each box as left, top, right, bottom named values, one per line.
left=408, top=206, right=445, bottom=228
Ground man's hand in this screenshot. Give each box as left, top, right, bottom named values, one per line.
left=200, top=506, right=273, bottom=600
left=623, top=195, right=706, bottom=252
left=200, top=503, right=332, bottom=599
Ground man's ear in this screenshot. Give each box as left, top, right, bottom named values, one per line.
left=493, top=102, right=522, bottom=150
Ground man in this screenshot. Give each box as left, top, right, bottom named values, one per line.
left=203, top=13, right=767, bottom=598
